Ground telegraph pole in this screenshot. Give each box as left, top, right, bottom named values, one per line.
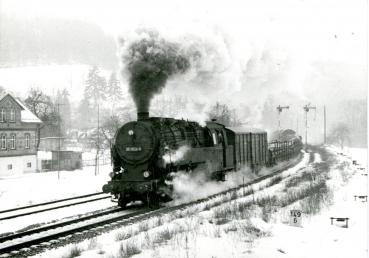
left=303, top=104, right=317, bottom=147
left=324, top=106, right=327, bottom=144
left=95, top=104, right=100, bottom=176
left=276, top=105, right=289, bottom=140
left=58, top=104, right=60, bottom=180
left=56, top=102, right=65, bottom=180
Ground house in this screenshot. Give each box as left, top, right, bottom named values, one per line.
left=0, top=93, right=42, bottom=176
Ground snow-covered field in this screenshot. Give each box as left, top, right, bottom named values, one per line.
left=0, top=146, right=367, bottom=258
left=248, top=146, right=367, bottom=258
left=0, top=198, right=115, bottom=235
left=0, top=164, right=111, bottom=210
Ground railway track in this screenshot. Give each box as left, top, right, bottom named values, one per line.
left=0, top=192, right=110, bottom=221
left=0, top=151, right=312, bottom=257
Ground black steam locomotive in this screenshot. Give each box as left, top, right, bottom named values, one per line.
left=102, top=112, right=302, bottom=208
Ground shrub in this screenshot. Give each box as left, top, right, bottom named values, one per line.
left=115, top=230, right=132, bottom=241
left=153, top=227, right=174, bottom=244
left=118, top=241, right=141, bottom=258
left=63, top=245, right=83, bottom=258
left=138, top=221, right=149, bottom=232
left=87, top=237, right=98, bottom=250
left=266, top=176, right=283, bottom=187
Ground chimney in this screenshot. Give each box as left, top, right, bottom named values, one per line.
left=137, top=112, right=149, bottom=121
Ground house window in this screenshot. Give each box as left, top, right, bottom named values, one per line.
left=10, top=109, right=15, bottom=122
left=27, top=162, right=31, bottom=168
left=10, top=134, right=16, bottom=149
left=8, top=164, right=12, bottom=170
left=0, top=109, right=5, bottom=122
left=25, top=133, right=30, bottom=149
left=1, top=134, right=6, bottom=149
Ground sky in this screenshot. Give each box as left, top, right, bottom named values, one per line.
left=1, top=0, right=366, bottom=65
left=0, top=0, right=367, bottom=143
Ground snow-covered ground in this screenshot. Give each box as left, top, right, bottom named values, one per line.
left=24, top=146, right=367, bottom=258
left=0, top=199, right=114, bottom=235
left=0, top=146, right=366, bottom=258
left=0, top=164, right=112, bottom=210
left=247, top=146, right=367, bottom=258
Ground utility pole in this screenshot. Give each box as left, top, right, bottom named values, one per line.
left=56, top=102, right=65, bottom=180
left=276, top=105, right=289, bottom=140
left=303, top=104, right=317, bottom=147
left=324, top=106, right=327, bottom=144
left=95, top=104, right=100, bottom=176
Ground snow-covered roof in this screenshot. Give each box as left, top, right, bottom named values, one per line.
left=0, top=93, right=42, bottom=124
left=14, top=98, right=42, bottom=123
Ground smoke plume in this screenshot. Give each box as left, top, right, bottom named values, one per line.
left=120, top=30, right=191, bottom=114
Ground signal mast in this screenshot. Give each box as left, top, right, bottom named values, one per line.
left=276, top=105, right=289, bottom=140
left=303, top=104, right=316, bottom=147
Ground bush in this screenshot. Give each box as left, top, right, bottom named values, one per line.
left=118, top=241, right=141, bottom=258
left=115, top=230, right=132, bottom=241
left=87, top=237, right=98, bottom=250
left=153, top=227, right=174, bottom=244
left=63, top=246, right=83, bottom=258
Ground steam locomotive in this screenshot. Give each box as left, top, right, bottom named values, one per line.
left=102, top=112, right=302, bottom=208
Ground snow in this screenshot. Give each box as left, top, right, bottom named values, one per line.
left=1, top=146, right=366, bottom=258
left=249, top=148, right=367, bottom=258
left=0, top=199, right=114, bottom=235
left=0, top=164, right=112, bottom=210
left=26, top=151, right=312, bottom=258
left=0, top=208, right=137, bottom=251
left=13, top=96, right=43, bottom=123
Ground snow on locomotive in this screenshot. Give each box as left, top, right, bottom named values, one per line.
left=102, top=112, right=302, bottom=208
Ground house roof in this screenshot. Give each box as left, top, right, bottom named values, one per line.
left=0, top=93, right=42, bottom=124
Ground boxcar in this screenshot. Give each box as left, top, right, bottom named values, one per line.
left=226, top=127, right=268, bottom=172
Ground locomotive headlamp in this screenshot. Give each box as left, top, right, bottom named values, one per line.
left=143, top=171, right=151, bottom=178
left=128, top=130, right=134, bottom=136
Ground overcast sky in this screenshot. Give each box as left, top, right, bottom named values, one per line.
left=1, top=0, right=366, bottom=65
left=0, top=0, right=367, bottom=110
left=0, top=0, right=366, bottom=143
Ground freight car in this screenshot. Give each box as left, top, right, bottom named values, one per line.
left=268, top=129, right=303, bottom=164
left=102, top=113, right=302, bottom=208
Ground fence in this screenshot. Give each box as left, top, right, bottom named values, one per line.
left=82, top=155, right=111, bottom=167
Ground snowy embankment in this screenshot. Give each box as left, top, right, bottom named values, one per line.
left=247, top=146, right=367, bottom=258
left=28, top=151, right=309, bottom=258
left=29, top=146, right=367, bottom=258
left=0, top=165, right=111, bottom=211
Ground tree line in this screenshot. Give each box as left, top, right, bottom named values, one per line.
left=16, top=65, right=365, bottom=151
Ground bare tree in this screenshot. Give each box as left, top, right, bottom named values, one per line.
left=24, top=88, right=60, bottom=148
left=328, top=122, right=351, bottom=149
left=208, top=102, right=232, bottom=126
left=100, top=108, right=133, bottom=149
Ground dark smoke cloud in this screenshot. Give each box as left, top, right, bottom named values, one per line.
left=120, top=30, right=191, bottom=114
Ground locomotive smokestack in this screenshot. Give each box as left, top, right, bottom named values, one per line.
left=120, top=30, right=190, bottom=117
left=137, top=112, right=149, bottom=121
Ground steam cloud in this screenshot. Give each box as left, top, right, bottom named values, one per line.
left=120, top=30, right=191, bottom=114
left=163, top=145, right=190, bottom=164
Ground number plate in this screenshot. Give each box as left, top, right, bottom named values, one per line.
left=289, top=209, right=302, bottom=227
left=126, top=147, right=142, bottom=152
